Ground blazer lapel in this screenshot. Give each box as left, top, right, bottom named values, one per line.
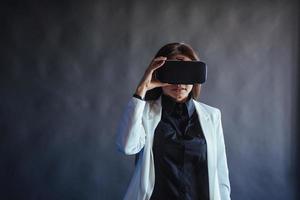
left=140, top=96, right=162, bottom=200
left=193, top=100, right=217, bottom=200
left=144, top=97, right=217, bottom=200
left=147, top=96, right=162, bottom=136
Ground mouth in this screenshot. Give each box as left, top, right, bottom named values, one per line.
left=172, top=88, right=186, bottom=92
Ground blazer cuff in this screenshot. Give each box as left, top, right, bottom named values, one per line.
left=133, top=93, right=144, bottom=101
left=129, top=96, right=146, bottom=113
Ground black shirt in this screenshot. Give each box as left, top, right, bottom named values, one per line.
left=150, top=94, right=209, bottom=200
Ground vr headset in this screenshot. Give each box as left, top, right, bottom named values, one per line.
left=154, top=60, right=207, bottom=84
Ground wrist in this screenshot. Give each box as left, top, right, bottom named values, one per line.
left=135, top=84, right=148, bottom=99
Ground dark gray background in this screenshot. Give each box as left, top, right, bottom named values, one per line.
left=0, top=0, right=299, bottom=199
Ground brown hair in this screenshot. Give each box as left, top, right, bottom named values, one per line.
left=144, top=42, right=202, bottom=101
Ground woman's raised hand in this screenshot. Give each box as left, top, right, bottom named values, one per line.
left=135, top=56, right=170, bottom=99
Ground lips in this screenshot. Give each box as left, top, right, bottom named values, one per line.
left=172, top=88, right=186, bottom=92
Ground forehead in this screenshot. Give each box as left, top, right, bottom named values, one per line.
left=168, top=54, right=192, bottom=61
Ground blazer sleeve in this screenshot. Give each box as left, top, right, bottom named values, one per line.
left=215, top=109, right=231, bottom=200
left=116, top=97, right=147, bottom=155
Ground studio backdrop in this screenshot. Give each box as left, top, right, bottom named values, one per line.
left=0, top=0, right=299, bottom=200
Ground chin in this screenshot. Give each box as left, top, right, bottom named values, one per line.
left=172, top=94, right=187, bottom=102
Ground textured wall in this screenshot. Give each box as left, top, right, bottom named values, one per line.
left=0, top=0, right=298, bottom=199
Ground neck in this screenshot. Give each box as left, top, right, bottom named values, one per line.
left=175, top=96, right=188, bottom=103
left=162, top=93, right=191, bottom=103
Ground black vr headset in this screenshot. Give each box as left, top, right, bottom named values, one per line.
left=155, top=60, right=207, bottom=84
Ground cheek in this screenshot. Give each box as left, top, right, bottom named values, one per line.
left=187, top=85, right=193, bottom=92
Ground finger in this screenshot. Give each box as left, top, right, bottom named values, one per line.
left=157, top=82, right=172, bottom=87
left=152, top=62, right=165, bottom=70
left=153, top=56, right=167, bottom=62
left=160, top=82, right=172, bottom=86
left=150, top=59, right=166, bottom=71
left=152, top=80, right=171, bottom=87
left=146, top=57, right=167, bottom=74
left=150, top=57, right=166, bottom=66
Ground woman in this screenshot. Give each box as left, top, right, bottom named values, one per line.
left=116, top=42, right=231, bottom=200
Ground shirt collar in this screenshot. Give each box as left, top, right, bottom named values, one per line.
left=161, top=93, right=195, bottom=118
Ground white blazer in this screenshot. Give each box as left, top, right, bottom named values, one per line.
left=116, top=96, right=231, bottom=200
